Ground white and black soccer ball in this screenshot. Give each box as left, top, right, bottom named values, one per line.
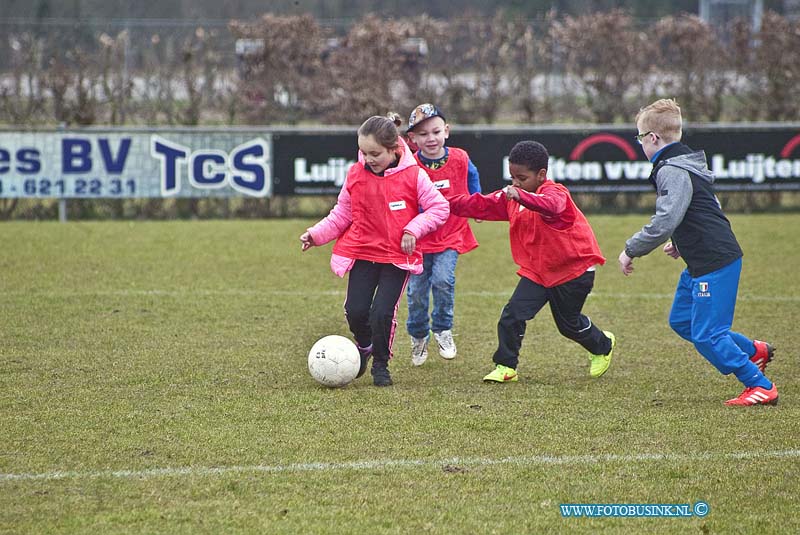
left=307, top=335, right=360, bottom=388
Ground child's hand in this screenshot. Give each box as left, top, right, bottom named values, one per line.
left=618, top=250, right=634, bottom=276
left=663, top=242, right=681, bottom=259
left=503, top=185, right=520, bottom=201
left=300, top=231, right=315, bottom=252
left=401, top=232, right=416, bottom=255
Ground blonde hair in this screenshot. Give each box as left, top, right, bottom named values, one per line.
left=358, top=113, right=402, bottom=150
left=635, top=99, right=682, bottom=142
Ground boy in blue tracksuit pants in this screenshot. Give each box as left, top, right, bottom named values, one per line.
left=618, top=98, right=777, bottom=406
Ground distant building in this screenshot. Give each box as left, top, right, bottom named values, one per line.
left=699, top=0, right=764, bottom=32
left=785, top=0, right=800, bottom=20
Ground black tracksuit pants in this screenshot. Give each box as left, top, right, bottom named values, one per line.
left=344, top=260, right=409, bottom=365
left=494, top=271, right=612, bottom=369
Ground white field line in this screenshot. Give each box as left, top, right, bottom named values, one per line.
left=2, top=450, right=799, bottom=483
left=2, top=289, right=799, bottom=302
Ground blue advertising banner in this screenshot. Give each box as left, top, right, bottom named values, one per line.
left=0, top=129, right=272, bottom=198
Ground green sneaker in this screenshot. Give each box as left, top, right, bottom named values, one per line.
left=483, top=364, right=518, bottom=383
left=589, top=331, right=615, bottom=378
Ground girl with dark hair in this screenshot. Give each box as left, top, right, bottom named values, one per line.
left=300, top=115, right=449, bottom=386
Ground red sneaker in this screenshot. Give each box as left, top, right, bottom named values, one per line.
left=750, top=340, right=774, bottom=372
left=725, top=384, right=779, bottom=406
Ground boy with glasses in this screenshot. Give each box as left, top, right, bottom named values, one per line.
left=618, top=98, right=777, bottom=406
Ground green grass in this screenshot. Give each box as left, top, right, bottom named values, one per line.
left=1, top=215, right=799, bottom=534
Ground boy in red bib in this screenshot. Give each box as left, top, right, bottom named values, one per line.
left=448, top=140, right=615, bottom=382
left=404, top=103, right=482, bottom=366
left=300, top=115, right=449, bottom=386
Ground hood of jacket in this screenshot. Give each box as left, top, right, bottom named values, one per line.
left=659, top=146, right=715, bottom=184
left=357, top=136, right=417, bottom=176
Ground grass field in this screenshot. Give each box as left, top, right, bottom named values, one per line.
left=1, top=214, right=799, bottom=534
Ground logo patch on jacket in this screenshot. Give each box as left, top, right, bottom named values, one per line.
left=433, top=179, right=450, bottom=190
left=389, top=200, right=407, bottom=211
left=697, top=281, right=710, bottom=297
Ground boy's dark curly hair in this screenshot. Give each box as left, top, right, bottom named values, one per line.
left=508, top=141, right=549, bottom=172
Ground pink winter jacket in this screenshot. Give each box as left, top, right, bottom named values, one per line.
left=307, top=137, right=449, bottom=276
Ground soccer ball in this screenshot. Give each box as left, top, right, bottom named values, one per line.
left=307, top=335, right=360, bottom=388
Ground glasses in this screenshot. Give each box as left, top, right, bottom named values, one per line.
left=635, top=131, right=656, bottom=144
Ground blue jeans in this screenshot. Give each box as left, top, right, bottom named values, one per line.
left=406, top=249, right=459, bottom=339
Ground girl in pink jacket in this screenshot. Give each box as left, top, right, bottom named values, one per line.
left=300, top=114, right=449, bottom=386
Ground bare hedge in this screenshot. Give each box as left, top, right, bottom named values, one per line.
left=2, top=10, right=799, bottom=127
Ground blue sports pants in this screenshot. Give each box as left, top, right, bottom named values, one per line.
left=668, top=258, right=757, bottom=375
